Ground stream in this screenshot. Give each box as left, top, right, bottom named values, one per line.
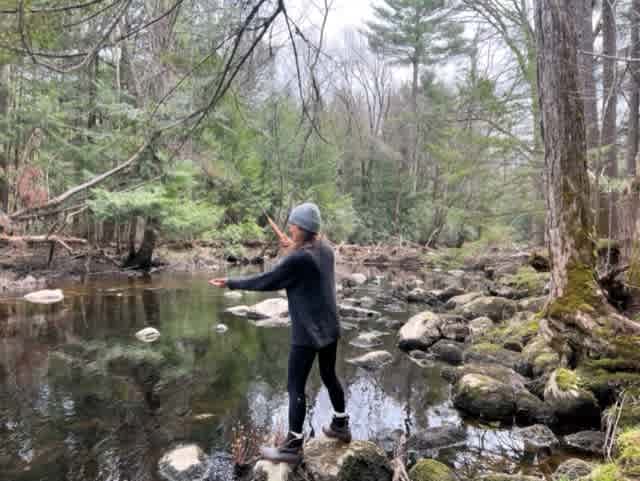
left=0, top=269, right=592, bottom=481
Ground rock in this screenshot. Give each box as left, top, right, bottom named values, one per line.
left=463, top=343, right=525, bottom=373
left=357, top=296, right=377, bottom=308
left=398, top=311, right=443, bottom=351
left=408, top=459, right=456, bottom=481
left=224, top=291, right=243, bottom=299
left=225, top=305, right=249, bottom=316
left=407, top=288, right=439, bottom=305
left=303, top=438, right=392, bottom=481
left=347, top=350, right=393, bottom=370
left=430, top=340, right=464, bottom=365
left=469, top=316, right=494, bottom=339
left=135, top=327, right=161, bottom=343
left=459, top=296, right=517, bottom=322
left=453, top=372, right=553, bottom=423
left=254, top=460, right=292, bottom=481
left=450, top=363, right=528, bottom=389
left=349, top=331, right=387, bottom=349
left=339, top=304, right=381, bottom=319
left=563, top=430, right=605, bottom=455
left=453, top=374, right=516, bottom=421
left=433, top=286, right=465, bottom=302
left=439, top=321, right=470, bottom=342
left=515, top=424, right=559, bottom=453
left=544, top=369, right=599, bottom=421
left=158, top=444, right=208, bottom=481
left=479, top=475, right=542, bottom=481
left=445, top=292, right=483, bottom=311
left=208, top=452, right=234, bottom=481
left=343, top=273, right=367, bottom=287
left=23, top=288, right=64, bottom=304
left=214, top=324, right=228, bottom=333
left=517, top=297, right=546, bottom=313
left=522, top=337, right=559, bottom=377
left=551, top=458, right=593, bottom=481
left=246, top=298, right=289, bottom=320
left=407, top=424, right=466, bottom=453
left=406, top=278, right=425, bottom=290
left=250, top=317, right=291, bottom=328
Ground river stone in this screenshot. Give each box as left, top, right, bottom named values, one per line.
left=543, top=369, right=599, bottom=421
left=407, top=288, right=439, bottom=305
left=23, top=288, right=64, bottom=304
left=522, top=337, right=559, bottom=377
left=398, top=311, right=443, bottom=351
left=434, top=286, right=466, bottom=302
left=224, top=291, right=243, bottom=299
left=344, top=273, right=367, bottom=287
left=551, top=458, right=594, bottom=481
left=303, top=438, right=392, bottom=481
left=408, top=424, right=466, bottom=453
left=515, top=424, right=559, bottom=453
left=225, top=305, right=249, bottom=316
left=459, top=296, right=517, bottom=322
left=517, top=296, right=546, bottom=313
left=453, top=374, right=516, bottom=421
left=430, top=340, right=464, bottom=365
left=469, top=316, right=494, bottom=339
left=445, top=292, right=483, bottom=311
left=563, top=430, right=605, bottom=455
left=246, top=298, right=289, bottom=320
left=339, top=304, right=381, bottom=319
left=349, top=331, right=387, bottom=349
left=479, top=475, right=543, bottom=481
left=158, top=444, right=208, bottom=481
left=135, top=327, right=161, bottom=343
left=463, top=343, right=526, bottom=373
left=214, top=324, right=228, bottom=333
left=450, top=363, right=528, bottom=389
left=440, top=321, right=470, bottom=342
left=408, top=459, right=456, bottom=481
left=254, top=460, right=292, bottom=481
left=347, top=350, right=393, bottom=370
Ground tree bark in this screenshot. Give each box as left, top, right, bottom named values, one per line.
left=601, top=0, right=618, bottom=237
left=627, top=0, right=640, bottom=176
left=575, top=0, right=599, bottom=150
left=0, top=64, right=10, bottom=212
left=536, top=0, right=640, bottom=362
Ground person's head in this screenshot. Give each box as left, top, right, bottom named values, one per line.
left=288, top=202, right=321, bottom=248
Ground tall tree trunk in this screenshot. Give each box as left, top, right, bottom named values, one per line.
left=0, top=64, right=10, bottom=212
left=124, top=217, right=156, bottom=270
left=601, top=0, right=618, bottom=238
left=575, top=0, right=599, bottom=150
left=627, top=0, right=640, bottom=176
left=536, top=0, right=640, bottom=363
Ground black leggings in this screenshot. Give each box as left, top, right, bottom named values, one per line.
left=287, top=341, right=346, bottom=433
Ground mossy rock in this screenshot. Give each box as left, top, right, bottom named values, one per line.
left=409, top=459, right=456, bottom=481
left=479, top=474, right=542, bottom=481
left=500, top=266, right=549, bottom=297
left=544, top=369, right=600, bottom=422
left=582, top=463, right=622, bottom=481
left=618, top=428, right=640, bottom=477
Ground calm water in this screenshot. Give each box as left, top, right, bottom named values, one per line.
left=0, top=270, right=572, bottom=481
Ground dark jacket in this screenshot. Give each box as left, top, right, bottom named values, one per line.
left=226, top=239, right=339, bottom=349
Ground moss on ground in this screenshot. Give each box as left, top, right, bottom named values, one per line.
left=408, top=459, right=456, bottom=481
left=555, top=368, right=578, bottom=391
left=545, top=262, right=600, bottom=318
left=587, top=463, right=621, bottom=481
left=618, top=427, right=640, bottom=477
left=501, top=265, right=549, bottom=292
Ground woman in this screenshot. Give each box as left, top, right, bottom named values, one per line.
left=209, top=202, right=351, bottom=465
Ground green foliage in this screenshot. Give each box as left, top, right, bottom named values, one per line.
left=218, top=220, right=264, bottom=244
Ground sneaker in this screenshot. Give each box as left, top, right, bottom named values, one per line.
left=259, top=432, right=303, bottom=465
left=322, top=415, right=352, bottom=443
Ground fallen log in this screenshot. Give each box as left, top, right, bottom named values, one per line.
left=0, top=234, right=87, bottom=253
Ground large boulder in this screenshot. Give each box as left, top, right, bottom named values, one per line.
left=158, top=444, right=208, bottom=481
left=253, top=460, right=292, bottom=481
left=303, top=438, right=392, bottom=481
left=445, top=292, right=483, bottom=311
left=459, top=296, right=517, bottom=322
left=408, top=459, right=457, bottom=481
left=407, top=288, right=440, bottom=305
left=517, top=297, right=546, bottom=313
left=543, top=369, right=599, bottom=422
left=551, top=458, right=594, bottom=481
left=563, top=430, right=604, bottom=455
left=398, top=311, right=443, bottom=351
left=430, top=340, right=464, bottom=365
left=468, top=316, right=494, bottom=339
left=246, top=298, right=289, bottom=320
left=347, top=350, right=393, bottom=370
left=453, top=373, right=553, bottom=423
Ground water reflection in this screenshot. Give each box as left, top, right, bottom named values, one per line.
left=0, top=272, right=561, bottom=480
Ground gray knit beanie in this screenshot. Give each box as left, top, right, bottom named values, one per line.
left=288, top=202, right=321, bottom=233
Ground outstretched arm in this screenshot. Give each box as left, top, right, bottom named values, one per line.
left=209, top=253, right=301, bottom=291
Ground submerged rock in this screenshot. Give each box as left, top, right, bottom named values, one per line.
left=349, top=331, right=387, bottom=349
left=551, top=458, right=594, bottom=481
left=445, top=292, right=483, bottom=311
left=515, top=424, right=559, bottom=453
left=408, top=459, right=456, bottom=481
left=339, top=304, right=381, bottom=319
left=223, top=291, right=243, bottom=300
left=407, top=424, right=467, bottom=453
left=135, top=327, right=161, bottom=343
left=23, top=288, right=64, bottom=304
left=254, top=460, right=292, bottom=481
left=225, top=305, right=250, bottom=316
left=347, top=350, right=393, bottom=370
left=459, top=296, right=517, bottom=322
left=563, top=430, right=605, bottom=455
left=214, top=324, right=228, bottom=333
left=398, top=311, right=442, bottom=351
left=246, top=298, right=289, bottom=320
left=303, top=438, right=392, bottom=481
left=158, top=444, right=208, bottom=481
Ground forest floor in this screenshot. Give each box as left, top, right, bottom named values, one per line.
left=0, top=239, right=442, bottom=294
